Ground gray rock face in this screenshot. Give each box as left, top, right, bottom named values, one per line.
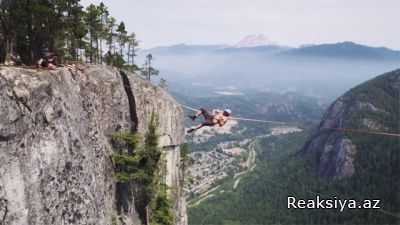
left=0, top=66, right=186, bottom=225
left=303, top=69, right=400, bottom=180
left=302, top=97, right=361, bottom=180
left=318, top=138, right=356, bottom=180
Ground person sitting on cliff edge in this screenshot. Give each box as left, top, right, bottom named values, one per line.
left=187, top=108, right=232, bottom=133
left=36, top=52, right=84, bottom=72
left=36, top=52, right=59, bottom=69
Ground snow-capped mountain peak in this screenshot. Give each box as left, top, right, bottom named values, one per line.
left=234, top=34, right=279, bottom=48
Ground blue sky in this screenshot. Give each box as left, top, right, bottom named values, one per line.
left=81, top=0, right=400, bottom=49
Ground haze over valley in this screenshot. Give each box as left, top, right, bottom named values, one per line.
left=138, top=35, right=399, bottom=102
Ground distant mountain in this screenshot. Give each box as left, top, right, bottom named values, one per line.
left=140, top=44, right=227, bottom=55
left=298, top=43, right=316, bottom=48
left=280, top=41, right=400, bottom=61
left=141, top=41, right=399, bottom=61
left=234, top=34, right=280, bottom=48
left=137, top=41, right=399, bottom=101
left=303, top=68, right=400, bottom=179
left=216, top=45, right=289, bottom=54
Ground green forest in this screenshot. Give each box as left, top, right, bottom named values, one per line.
left=188, top=131, right=399, bottom=224
left=188, top=70, right=400, bottom=225
left=0, top=0, right=141, bottom=70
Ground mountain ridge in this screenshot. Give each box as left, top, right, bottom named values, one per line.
left=141, top=41, right=399, bottom=61
left=279, top=41, right=400, bottom=61
left=303, top=68, right=400, bottom=180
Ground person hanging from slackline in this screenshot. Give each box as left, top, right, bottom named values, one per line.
left=187, top=108, right=232, bottom=133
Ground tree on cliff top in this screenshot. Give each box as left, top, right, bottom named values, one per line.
left=0, top=0, right=139, bottom=70
left=140, top=54, right=159, bottom=81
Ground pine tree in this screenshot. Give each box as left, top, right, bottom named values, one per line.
left=105, top=16, right=116, bottom=54
left=64, top=0, right=87, bottom=61
left=28, top=0, right=55, bottom=61
left=97, top=2, right=108, bottom=64
left=158, top=78, right=168, bottom=89
left=84, top=4, right=101, bottom=63
left=0, top=0, right=19, bottom=60
left=116, top=21, right=127, bottom=56
left=127, top=32, right=139, bottom=66
left=111, top=112, right=166, bottom=224
left=180, top=143, right=194, bottom=185
left=141, top=54, right=159, bottom=81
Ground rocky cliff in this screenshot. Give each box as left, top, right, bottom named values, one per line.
left=0, top=65, right=187, bottom=225
left=303, top=69, right=400, bottom=180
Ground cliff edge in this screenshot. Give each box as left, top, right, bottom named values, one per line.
left=0, top=65, right=186, bottom=225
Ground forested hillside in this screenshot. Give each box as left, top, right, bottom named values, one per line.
left=188, top=69, right=400, bottom=224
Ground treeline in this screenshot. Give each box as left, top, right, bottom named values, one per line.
left=0, top=0, right=140, bottom=71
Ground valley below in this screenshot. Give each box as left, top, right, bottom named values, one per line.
left=184, top=69, right=400, bottom=225
left=186, top=126, right=302, bottom=204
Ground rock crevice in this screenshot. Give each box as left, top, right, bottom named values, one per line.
left=119, top=70, right=139, bottom=133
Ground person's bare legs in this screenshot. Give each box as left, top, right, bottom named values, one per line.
left=189, top=108, right=206, bottom=121
left=36, top=59, right=43, bottom=68
left=195, top=110, right=202, bottom=117
left=47, top=63, right=57, bottom=70
left=187, top=108, right=211, bottom=133
left=187, top=124, right=203, bottom=133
